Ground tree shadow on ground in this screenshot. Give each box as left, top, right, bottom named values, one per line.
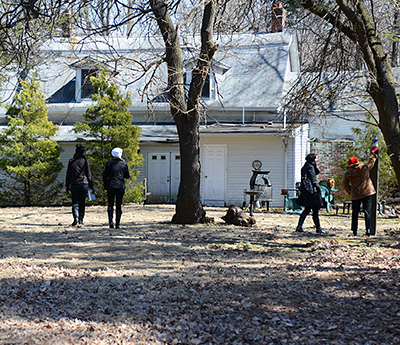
left=0, top=261, right=399, bottom=344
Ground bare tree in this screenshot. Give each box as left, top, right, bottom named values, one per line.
left=148, top=0, right=218, bottom=223
left=0, top=0, right=85, bottom=79
left=286, top=0, right=400, bottom=187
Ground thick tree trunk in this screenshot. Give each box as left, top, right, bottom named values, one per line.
left=368, top=71, right=400, bottom=188
left=150, top=0, right=216, bottom=223
left=172, top=112, right=205, bottom=224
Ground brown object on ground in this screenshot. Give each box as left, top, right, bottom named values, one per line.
left=221, top=205, right=257, bottom=227
left=0, top=204, right=399, bottom=344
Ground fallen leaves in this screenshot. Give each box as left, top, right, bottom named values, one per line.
left=0, top=205, right=399, bottom=344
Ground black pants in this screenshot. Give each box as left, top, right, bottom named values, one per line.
left=107, top=188, right=125, bottom=225
left=351, top=195, right=372, bottom=235
left=298, top=206, right=321, bottom=229
left=71, top=184, right=89, bottom=222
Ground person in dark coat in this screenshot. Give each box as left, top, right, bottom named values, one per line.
left=343, top=149, right=378, bottom=236
left=295, top=153, right=328, bottom=234
left=66, top=144, right=93, bottom=226
left=103, top=148, right=130, bottom=229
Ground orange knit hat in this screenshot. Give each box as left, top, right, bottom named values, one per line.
left=348, top=156, right=359, bottom=165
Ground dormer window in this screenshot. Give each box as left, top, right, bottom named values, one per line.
left=184, top=68, right=216, bottom=100
left=184, top=59, right=230, bottom=100
left=69, top=57, right=103, bottom=102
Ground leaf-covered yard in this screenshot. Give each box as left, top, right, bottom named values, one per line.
left=0, top=205, right=399, bottom=344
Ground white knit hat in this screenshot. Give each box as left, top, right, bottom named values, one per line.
left=111, top=147, right=123, bottom=158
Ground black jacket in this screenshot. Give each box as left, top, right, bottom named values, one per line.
left=66, top=153, right=93, bottom=188
left=300, top=161, right=323, bottom=208
left=103, top=158, right=130, bottom=190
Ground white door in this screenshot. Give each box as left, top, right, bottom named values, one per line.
left=203, top=145, right=226, bottom=206
left=147, top=152, right=180, bottom=203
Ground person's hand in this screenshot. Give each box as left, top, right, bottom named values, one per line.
left=66, top=187, right=70, bottom=194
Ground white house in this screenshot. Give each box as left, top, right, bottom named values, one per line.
left=0, top=31, right=309, bottom=207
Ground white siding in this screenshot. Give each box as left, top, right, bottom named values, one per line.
left=292, top=124, right=309, bottom=187
left=58, top=142, right=77, bottom=184
left=308, top=114, right=366, bottom=140
left=200, top=134, right=290, bottom=207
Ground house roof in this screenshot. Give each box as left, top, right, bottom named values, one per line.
left=39, top=122, right=305, bottom=143
left=199, top=123, right=294, bottom=135
left=0, top=31, right=300, bottom=120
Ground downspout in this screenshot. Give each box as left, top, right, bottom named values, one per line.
left=282, top=135, right=288, bottom=189
left=242, top=107, right=245, bottom=125
left=283, top=110, right=287, bottom=130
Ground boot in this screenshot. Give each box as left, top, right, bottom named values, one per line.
left=296, top=213, right=307, bottom=232
left=108, top=207, right=114, bottom=228
left=72, top=207, right=79, bottom=226
left=313, top=215, right=328, bottom=234
left=316, top=228, right=329, bottom=234
left=115, top=209, right=122, bottom=229
left=79, top=210, right=85, bottom=225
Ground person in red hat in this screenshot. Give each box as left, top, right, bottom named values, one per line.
left=343, top=149, right=378, bottom=236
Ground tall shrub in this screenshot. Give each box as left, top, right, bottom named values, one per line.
left=0, top=76, right=63, bottom=206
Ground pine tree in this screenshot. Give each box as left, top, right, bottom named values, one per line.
left=74, top=69, right=143, bottom=203
left=0, top=76, right=63, bottom=206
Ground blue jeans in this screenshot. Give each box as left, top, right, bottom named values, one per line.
left=71, top=184, right=89, bottom=222
left=351, top=195, right=372, bottom=235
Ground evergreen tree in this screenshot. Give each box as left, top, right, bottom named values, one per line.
left=0, top=76, right=63, bottom=206
left=74, top=69, right=143, bottom=203
left=336, top=115, right=398, bottom=200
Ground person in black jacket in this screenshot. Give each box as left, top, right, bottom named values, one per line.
left=103, top=148, right=130, bottom=229
left=295, top=153, right=328, bottom=234
left=66, top=144, right=93, bottom=226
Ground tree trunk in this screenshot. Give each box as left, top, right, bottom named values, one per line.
left=172, top=113, right=205, bottom=224
left=368, top=69, right=400, bottom=188
left=150, top=0, right=217, bottom=223
left=392, top=9, right=400, bottom=67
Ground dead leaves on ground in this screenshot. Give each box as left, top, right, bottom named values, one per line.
left=0, top=205, right=399, bottom=344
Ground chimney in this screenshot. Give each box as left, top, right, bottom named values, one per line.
left=61, top=10, right=75, bottom=38
left=271, top=3, right=287, bottom=32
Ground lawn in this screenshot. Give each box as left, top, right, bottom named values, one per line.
left=0, top=204, right=399, bottom=344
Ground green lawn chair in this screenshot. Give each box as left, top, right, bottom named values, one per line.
left=319, top=182, right=339, bottom=214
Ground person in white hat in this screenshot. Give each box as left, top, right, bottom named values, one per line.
left=103, top=148, right=130, bottom=228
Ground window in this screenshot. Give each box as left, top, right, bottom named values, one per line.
left=80, top=68, right=97, bottom=99
left=184, top=69, right=215, bottom=100
left=183, top=59, right=230, bottom=100
left=69, top=57, right=101, bottom=102
left=201, top=74, right=211, bottom=98
left=75, top=68, right=97, bottom=101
